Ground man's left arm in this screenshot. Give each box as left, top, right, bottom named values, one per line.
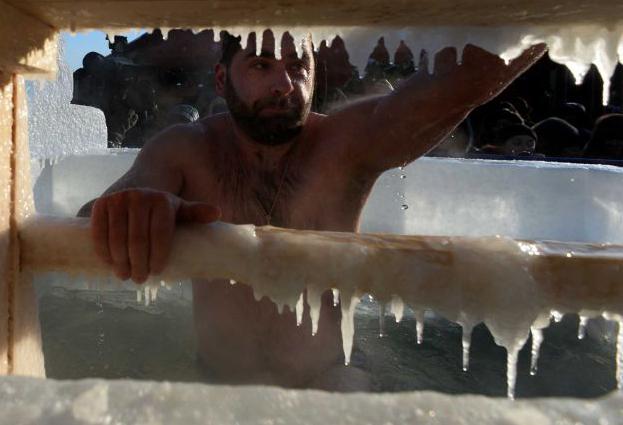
left=325, top=44, right=546, bottom=173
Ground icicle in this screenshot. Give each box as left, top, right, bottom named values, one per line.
left=307, top=287, right=322, bottom=336
left=456, top=42, right=467, bottom=65
left=253, top=289, right=263, bottom=302
left=551, top=310, right=564, bottom=323
left=414, top=310, right=425, bottom=344
left=389, top=295, right=404, bottom=323
left=461, top=324, right=474, bottom=372
left=506, top=347, right=520, bottom=400
left=295, top=292, right=304, bottom=327
left=617, top=321, right=623, bottom=390
left=378, top=303, right=386, bottom=337
left=340, top=293, right=361, bottom=365
left=136, top=289, right=142, bottom=304
left=144, top=286, right=150, bottom=307
left=149, top=286, right=158, bottom=303
left=578, top=315, right=589, bottom=340
left=530, top=327, right=544, bottom=376
left=331, top=288, right=340, bottom=307
left=288, top=28, right=310, bottom=59
left=274, top=29, right=284, bottom=60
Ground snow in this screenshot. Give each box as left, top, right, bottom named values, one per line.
left=0, top=376, right=622, bottom=425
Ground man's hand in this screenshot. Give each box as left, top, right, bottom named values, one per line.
left=432, top=43, right=548, bottom=108
left=91, top=189, right=221, bottom=283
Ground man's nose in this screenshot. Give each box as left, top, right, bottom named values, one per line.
left=270, top=67, right=294, bottom=97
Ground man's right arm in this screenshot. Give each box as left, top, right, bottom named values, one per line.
left=79, top=124, right=220, bottom=283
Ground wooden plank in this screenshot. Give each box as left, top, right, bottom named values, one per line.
left=0, top=79, right=13, bottom=375
left=6, top=0, right=623, bottom=30
left=0, top=76, right=45, bottom=377
left=10, top=75, right=44, bottom=377
left=20, top=216, right=623, bottom=315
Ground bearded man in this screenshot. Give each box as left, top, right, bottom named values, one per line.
left=79, top=30, right=545, bottom=389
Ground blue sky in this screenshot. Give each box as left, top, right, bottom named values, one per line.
left=62, top=30, right=146, bottom=71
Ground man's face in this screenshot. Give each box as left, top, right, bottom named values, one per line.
left=219, top=31, right=315, bottom=146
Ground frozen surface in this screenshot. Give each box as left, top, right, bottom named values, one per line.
left=0, top=375, right=622, bottom=425
left=203, top=24, right=623, bottom=104
left=26, top=41, right=107, bottom=160
left=33, top=151, right=623, bottom=243
left=362, top=157, right=623, bottom=243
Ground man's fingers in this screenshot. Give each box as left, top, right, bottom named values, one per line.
left=91, top=198, right=112, bottom=265
left=461, top=44, right=504, bottom=68
left=149, top=203, right=175, bottom=276
left=509, top=43, right=547, bottom=72
left=107, top=198, right=131, bottom=281
left=177, top=202, right=221, bottom=223
left=128, top=198, right=151, bottom=284
left=91, top=190, right=219, bottom=281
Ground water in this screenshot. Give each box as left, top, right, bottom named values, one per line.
left=36, top=284, right=618, bottom=398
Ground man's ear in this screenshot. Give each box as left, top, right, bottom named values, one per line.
left=215, top=63, right=226, bottom=97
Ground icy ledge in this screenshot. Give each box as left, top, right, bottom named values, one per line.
left=111, top=23, right=623, bottom=105
left=1, top=376, right=621, bottom=425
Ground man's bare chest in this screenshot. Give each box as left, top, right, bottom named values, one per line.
left=180, top=155, right=373, bottom=231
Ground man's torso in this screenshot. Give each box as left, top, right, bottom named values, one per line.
left=174, top=113, right=379, bottom=386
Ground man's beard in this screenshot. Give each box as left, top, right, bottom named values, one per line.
left=224, top=76, right=311, bottom=146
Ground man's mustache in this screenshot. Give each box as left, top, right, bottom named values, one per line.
left=254, top=96, right=301, bottom=113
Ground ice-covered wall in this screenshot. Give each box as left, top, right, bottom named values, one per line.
left=362, top=158, right=623, bottom=243
left=26, top=41, right=107, bottom=160
left=32, top=152, right=623, bottom=244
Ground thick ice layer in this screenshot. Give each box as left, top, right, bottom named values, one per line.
left=26, top=40, right=106, bottom=160
left=31, top=154, right=623, bottom=244
left=2, top=375, right=622, bottom=425
left=144, top=23, right=623, bottom=105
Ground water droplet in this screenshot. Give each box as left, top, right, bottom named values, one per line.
left=401, top=204, right=409, bottom=210
left=400, top=174, right=406, bottom=179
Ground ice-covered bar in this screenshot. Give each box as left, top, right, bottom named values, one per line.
left=2, top=0, right=623, bottom=423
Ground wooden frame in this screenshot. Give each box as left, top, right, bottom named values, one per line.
left=0, top=0, right=622, bottom=377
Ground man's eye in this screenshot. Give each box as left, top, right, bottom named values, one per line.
left=252, top=62, right=268, bottom=70
left=289, top=63, right=308, bottom=75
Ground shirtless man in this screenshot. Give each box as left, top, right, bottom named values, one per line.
left=79, top=30, right=545, bottom=388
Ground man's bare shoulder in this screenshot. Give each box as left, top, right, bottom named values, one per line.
left=139, top=114, right=227, bottom=164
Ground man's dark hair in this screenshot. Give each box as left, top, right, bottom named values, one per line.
left=219, top=31, right=242, bottom=66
